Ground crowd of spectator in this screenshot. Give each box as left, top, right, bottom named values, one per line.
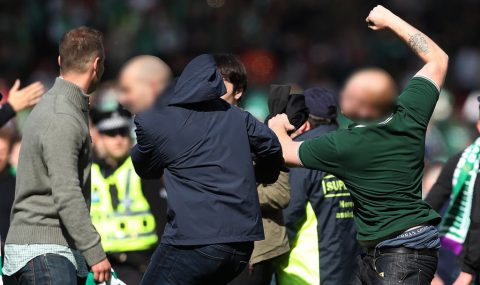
left=1, top=1, right=480, bottom=284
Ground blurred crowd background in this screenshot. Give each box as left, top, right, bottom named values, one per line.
left=0, top=0, right=479, bottom=283
left=1, top=0, right=479, bottom=165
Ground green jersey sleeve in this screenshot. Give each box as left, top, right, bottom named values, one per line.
left=298, top=132, right=342, bottom=177
left=397, top=76, right=440, bottom=128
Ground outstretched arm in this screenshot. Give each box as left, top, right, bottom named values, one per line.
left=366, top=5, right=448, bottom=88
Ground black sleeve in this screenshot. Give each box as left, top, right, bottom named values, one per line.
left=243, top=110, right=283, bottom=184
left=131, top=115, right=165, bottom=179
left=425, top=153, right=461, bottom=211
left=0, top=103, right=16, bottom=127
left=459, top=175, right=480, bottom=273
left=141, top=178, right=168, bottom=239
left=460, top=222, right=480, bottom=274
left=283, top=168, right=311, bottom=240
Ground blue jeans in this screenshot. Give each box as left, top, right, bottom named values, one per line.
left=141, top=242, right=253, bottom=285
left=15, top=254, right=85, bottom=285
left=349, top=251, right=437, bottom=285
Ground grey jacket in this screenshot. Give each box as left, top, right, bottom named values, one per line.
left=6, top=77, right=106, bottom=266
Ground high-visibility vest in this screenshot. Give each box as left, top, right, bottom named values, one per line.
left=90, top=157, right=158, bottom=252
left=277, top=202, right=320, bottom=285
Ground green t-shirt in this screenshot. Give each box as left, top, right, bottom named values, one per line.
left=298, top=76, right=441, bottom=242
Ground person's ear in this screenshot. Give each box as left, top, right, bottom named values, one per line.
left=92, top=57, right=100, bottom=76
left=477, top=120, right=480, bottom=134
left=57, top=56, right=62, bottom=69
left=298, top=121, right=309, bottom=134
left=234, top=89, right=243, bottom=101
left=304, top=120, right=311, bottom=132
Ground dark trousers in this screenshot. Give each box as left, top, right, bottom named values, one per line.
left=141, top=242, right=253, bottom=285
left=227, top=258, right=278, bottom=285
left=349, top=250, right=437, bottom=285
left=14, top=254, right=86, bottom=285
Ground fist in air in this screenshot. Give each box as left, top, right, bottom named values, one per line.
left=366, top=5, right=395, bottom=30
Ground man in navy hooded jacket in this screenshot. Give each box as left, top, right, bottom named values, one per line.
left=132, top=54, right=283, bottom=285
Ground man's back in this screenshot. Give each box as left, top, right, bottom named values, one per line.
left=299, top=77, right=442, bottom=241
left=132, top=54, right=282, bottom=246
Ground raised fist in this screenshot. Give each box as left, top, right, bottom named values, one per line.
left=366, top=5, right=395, bottom=30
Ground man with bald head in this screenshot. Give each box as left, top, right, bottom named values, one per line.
left=341, top=68, right=397, bottom=122
left=269, top=5, right=448, bottom=284
left=118, top=55, right=172, bottom=114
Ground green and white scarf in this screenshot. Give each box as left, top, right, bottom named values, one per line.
left=439, top=138, right=480, bottom=251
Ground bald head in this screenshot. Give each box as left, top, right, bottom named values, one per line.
left=340, top=68, right=397, bottom=122
left=118, top=55, right=172, bottom=114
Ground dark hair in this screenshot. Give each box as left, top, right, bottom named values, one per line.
left=59, top=26, right=104, bottom=73
left=213, top=54, right=247, bottom=94
left=307, top=115, right=338, bottom=129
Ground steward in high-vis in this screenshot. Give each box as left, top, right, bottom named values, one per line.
left=90, top=107, right=167, bottom=285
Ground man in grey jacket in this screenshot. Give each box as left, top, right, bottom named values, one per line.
left=3, top=27, right=111, bottom=285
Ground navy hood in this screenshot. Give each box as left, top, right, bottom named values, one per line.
left=169, top=54, right=227, bottom=105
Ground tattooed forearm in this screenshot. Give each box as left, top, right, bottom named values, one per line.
left=408, top=33, right=429, bottom=54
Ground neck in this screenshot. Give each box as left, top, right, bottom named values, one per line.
left=60, top=72, right=91, bottom=93
left=105, top=156, right=119, bottom=168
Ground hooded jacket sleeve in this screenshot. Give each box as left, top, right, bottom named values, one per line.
left=131, top=114, right=165, bottom=179
left=244, top=111, right=283, bottom=184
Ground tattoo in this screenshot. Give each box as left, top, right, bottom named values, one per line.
left=408, top=33, right=429, bottom=54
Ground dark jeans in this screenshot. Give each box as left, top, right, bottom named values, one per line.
left=141, top=242, right=253, bottom=285
left=14, top=254, right=85, bottom=285
left=349, top=250, right=437, bottom=285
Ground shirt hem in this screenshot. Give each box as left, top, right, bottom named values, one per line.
left=161, top=234, right=264, bottom=246
left=356, top=214, right=441, bottom=245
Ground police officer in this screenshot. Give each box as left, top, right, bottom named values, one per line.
left=91, top=107, right=167, bottom=284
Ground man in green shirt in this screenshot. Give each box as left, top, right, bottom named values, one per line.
left=269, top=5, right=448, bottom=285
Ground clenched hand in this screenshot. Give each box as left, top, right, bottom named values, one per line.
left=366, top=5, right=396, bottom=31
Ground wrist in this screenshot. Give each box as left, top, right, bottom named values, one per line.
left=271, top=125, right=288, bottom=136
left=7, top=100, right=21, bottom=113
left=386, top=13, right=402, bottom=30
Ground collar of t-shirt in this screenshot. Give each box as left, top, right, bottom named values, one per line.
left=348, top=113, right=394, bottom=129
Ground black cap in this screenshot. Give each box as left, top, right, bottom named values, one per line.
left=265, top=85, right=309, bottom=131
left=304, top=87, right=338, bottom=119
left=95, top=106, right=132, bottom=133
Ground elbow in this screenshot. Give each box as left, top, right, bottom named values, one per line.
left=437, top=51, right=449, bottom=75
left=440, top=52, right=449, bottom=71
